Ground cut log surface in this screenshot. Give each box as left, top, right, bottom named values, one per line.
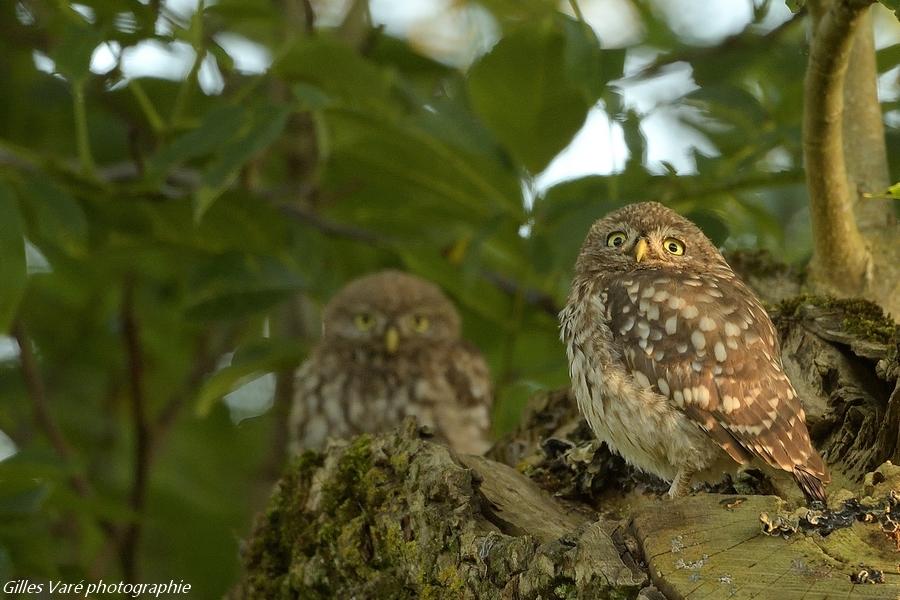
left=635, top=492, right=900, bottom=599
left=236, top=296, right=900, bottom=599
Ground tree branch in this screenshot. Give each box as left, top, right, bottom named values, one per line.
left=120, top=279, right=150, bottom=581
left=626, top=11, right=804, bottom=83
left=837, top=7, right=894, bottom=230
left=12, top=322, right=91, bottom=496
left=802, top=0, right=874, bottom=292
left=12, top=322, right=119, bottom=542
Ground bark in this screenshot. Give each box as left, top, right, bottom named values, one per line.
left=235, top=294, right=899, bottom=599
left=803, top=0, right=900, bottom=319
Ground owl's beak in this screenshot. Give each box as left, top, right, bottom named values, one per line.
left=385, top=327, right=400, bottom=354
left=634, top=238, right=649, bottom=263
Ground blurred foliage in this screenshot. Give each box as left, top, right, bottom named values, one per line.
left=0, top=0, right=898, bottom=594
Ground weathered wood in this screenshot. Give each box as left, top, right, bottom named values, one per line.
left=634, top=487, right=900, bottom=599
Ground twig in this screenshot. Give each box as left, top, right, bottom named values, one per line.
left=152, top=328, right=237, bottom=446
left=278, top=203, right=387, bottom=246
left=567, top=0, right=585, bottom=23
left=129, top=80, right=165, bottom=135
left=301, top=0, right=315, bottom=34
left=13, top=322, right=91, bottom=496
left=73, top=80, right=97, bottom=177
left=120, top=279, right=150, bottom=581
left=481, top=271, right=559, bottom=317
left=626, top=11, right=804, bottom=83
left=171, top=0, right=206, bottom=125
left=802, top=0, right=874, bottom=289
left=12, top=322, right=119, bottom=543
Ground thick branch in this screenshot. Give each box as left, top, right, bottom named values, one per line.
left=802, top=0, right=874, bottom=290
left=839, top=8, right=894, bottom=230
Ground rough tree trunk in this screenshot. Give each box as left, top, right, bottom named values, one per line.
left=234, top=287, right=899, bottom=599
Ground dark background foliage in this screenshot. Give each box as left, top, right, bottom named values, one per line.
left=0, top=0, right=898, bottom=595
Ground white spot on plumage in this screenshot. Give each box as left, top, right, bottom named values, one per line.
left=723, top=395, right=739, bottom=414
left=641, top=286, right=656, bottom=298
left=682, top=305, right=699, bottom=319
left=665, top=316, right=677, bottom=335
left=694, top=386, right=710, bottom=409
left=691, top=330, right=706, bottom=351
left=636, top=320, right=650, bottom=339
left=699, top=316, right=716, bottom=332
left=724, top=322, right=740, bottom=337
left=668, top=296, right=686, bottom=310
left=653, top=290, right=669, bottom=302
left=632, top=370, right=651, bottom=389
left=714, top=342, right=727, bottom=362
left=657, top=379, right=670, bottom=396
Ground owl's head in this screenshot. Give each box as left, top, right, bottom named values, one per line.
left=322, top=270, right=461, bottom=355
left=576, top=202, right=729, bottom=277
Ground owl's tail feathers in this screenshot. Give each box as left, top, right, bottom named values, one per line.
left=793, top=466, right=828, bottom=504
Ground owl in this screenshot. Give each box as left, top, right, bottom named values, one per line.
left=560, top=202, right=829, bottom=501
left=289, top=270, right=492, bottom=455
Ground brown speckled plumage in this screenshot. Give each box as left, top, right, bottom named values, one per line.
left=289, top=270, right=492, bottom=455
left=560, top=202, right=829, bottom=500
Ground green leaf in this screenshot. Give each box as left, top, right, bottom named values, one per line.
left=876, top=44, right=900, bottom=74
left=194, top=338, right=305, bottom=417
left=0, top=479, right=50, bottom=517
left=878, top=0, right=899, bottom=20
left=184, top=254, right=305, bottom=320
left=194, top=105, right=291, bottom=220
left=864, top=181, right=900, bottom=200
left=323, top=109, right=524, bottom=223
left=145, top=104, right=249, bottom=180
left=0, top=544, right=11, bottom=583
left=685, top=209, right=730, bottom=246
left=467, top=19, right=595, bottom=173
left=273, top=35, right=394, bottom=108
left=0, top=183, right=27, bottom=332
left=19, top=174, right=87, bottom=257
left=50, top=23, right=101, bottom=83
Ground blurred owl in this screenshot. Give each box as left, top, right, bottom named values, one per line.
left=560, top=202, right=829, bottom=501
left=289, top=270, right=492, bottom=455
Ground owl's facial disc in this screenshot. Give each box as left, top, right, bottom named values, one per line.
left=600, top=223, right=689, bottom=270
left=326, top=305, right=454, bottom=356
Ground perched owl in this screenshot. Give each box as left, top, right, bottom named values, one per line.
left=560, top=202, right=829, bottom=501
left=289, top=270, right=492, bottom=455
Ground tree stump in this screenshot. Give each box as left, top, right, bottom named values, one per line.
left=235, top=296, right=899, bottom=599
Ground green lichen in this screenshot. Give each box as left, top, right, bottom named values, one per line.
left=237, top=426, right=643, bottom=599
left=775, top=294, right=898, bottom=345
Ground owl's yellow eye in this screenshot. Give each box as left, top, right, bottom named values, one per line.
left=412, top=315, right=430, bottom=333
left=354, top=313, right=375, bottom=331
left=663, top=238, right=685, bottom=255
left=606, top=231, right=627, bottom=248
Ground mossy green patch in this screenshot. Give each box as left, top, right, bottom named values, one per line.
left=775, top=294, right=899, bottom=346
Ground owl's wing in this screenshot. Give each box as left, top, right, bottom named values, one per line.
left=436, top=341, right=493, bottom=454
left=606, top=271, right=829, bottom=489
